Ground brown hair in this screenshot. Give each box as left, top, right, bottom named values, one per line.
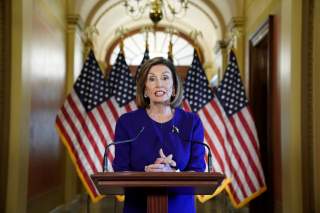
left=135, top=57, right=183, bottom=108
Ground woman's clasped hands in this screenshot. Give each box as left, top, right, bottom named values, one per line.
left=144, top=149, right=177, bottom=172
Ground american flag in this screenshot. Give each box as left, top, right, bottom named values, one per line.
left=55, top=49, right=137, bottom=202
left=184, top=50, right=266, bottom=208
left=183, top=51, right=214, bottom=112
left=108, top=51, right=136, bottom=106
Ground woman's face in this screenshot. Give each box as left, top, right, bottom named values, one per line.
left=144, top=64, right=174, bottom=105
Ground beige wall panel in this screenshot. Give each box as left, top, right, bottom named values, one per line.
left=280, top=0, right=303, bottom=212
left=27, top=0, right=67, bottom=212
left=245, top=0, right=280, bottom=35
left=6, top=0, right=33, bottom=211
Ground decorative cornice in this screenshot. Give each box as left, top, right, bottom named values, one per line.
left=214, top=40, right=228, bottom=54
left=227, top=17, right=245, bottom=31
left=67, top=14, right=84, bottom=30
left=226, top=17, right=245, bottom=50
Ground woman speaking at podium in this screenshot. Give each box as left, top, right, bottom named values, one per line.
left=112, top=57, right=206, bottom=213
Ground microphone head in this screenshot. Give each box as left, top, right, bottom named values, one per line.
left=137, top=126, right=145, bottom=137
left=133, top=126, right=145, bottom=140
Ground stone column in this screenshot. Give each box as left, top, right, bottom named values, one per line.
left=65, top=14, right=84, bottom=203
left=6, top=0, right=32, bottom=212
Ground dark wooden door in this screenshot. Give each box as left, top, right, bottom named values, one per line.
left=248, top=16, right=281, bottom=213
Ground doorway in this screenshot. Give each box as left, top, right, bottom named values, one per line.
left=248, top=16, right=281, bottom=212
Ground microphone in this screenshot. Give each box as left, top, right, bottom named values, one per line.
left=171, top=126, right=212, bottom=172
left=190, top=140, right=213, bottom=173
left=103, top=126, right=145, bottom=172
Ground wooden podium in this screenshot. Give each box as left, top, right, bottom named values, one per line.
left=91, top=172, right=225, bottom=213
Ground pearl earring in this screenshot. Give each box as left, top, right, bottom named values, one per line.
left=172, top=89, right=176, bottom=97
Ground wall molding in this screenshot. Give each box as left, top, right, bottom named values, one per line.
left=301, top=0, right=315, bottom=211
left=0, top=0, right=11, bottom=211
left=49, top=193, right=87, bottom=213
left=312, top=0, right=320, bottom=211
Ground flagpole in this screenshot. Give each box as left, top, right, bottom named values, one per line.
left=83, top=25, right=99, bottom=60
left=165, top=26, right=176, bottom=62
left=188, top=29, right=203, bottom=63
left=115, top=26, right=127, bottom=57
left=145, top=30, right=149, bottom=51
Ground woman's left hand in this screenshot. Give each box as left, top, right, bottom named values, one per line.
left=155, top=149, right=176, bottom=166
left=144, top=149, right=177, bottom=172
left=144, top=163, right=174, bottom=172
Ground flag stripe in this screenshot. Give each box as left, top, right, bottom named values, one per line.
left=229, top=116, right=259, bottom=192
left=71, top=94, right=106, bottom=160
left=203, top=129, right=223, bottom=172
left=97, top=105, right=114, bottom=139
left=56, top=117, right=99, bottom=197
left=182, top=101, right=191, bottom=112
left=202, top=103, right=228, bottom=167
left=199, top=107, right=225, bottom=172
left=96, top=104, right=115, bottom=166
left=239, top=109, right=264, bottom=180
left=205, top=102, right=247, bottom=201
left=87, top=112, right=110, bottom=163
left=66, top=96, right=102, bottom=172
left=224, top=126, right=250, bottom=197
left=107, top=98, right=120, bottom=122
left=228, top=183, right=240, bottom=204
left=61, top=101, right=98, bottom=173
left=211, top=99, right=250, bottom=197
left=57, top=114, right=94, bottom=175
left=101, top=102, right=117, bottom=135
left=238, top=110, right=260, bottom=156
left=205, top=101, right=230, bottom=173
left=125, top=103, right=132, bottom=112
left=231, top=113, right=265, bottom=188
left=88, top=113, right=106, bottom=149
left=68, top=95, right=103, bottom=164
left=92, top=106, right=114, bottom=159
left=244, top=107, right=260, bottom=145
left=183, top=100, right=213, bottom=172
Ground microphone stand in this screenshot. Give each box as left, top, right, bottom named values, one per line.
left=103, top=127, right=144, bottom=172
left=191, top=141, right=213, bottom=173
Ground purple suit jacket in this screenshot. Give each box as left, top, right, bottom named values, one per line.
left=112, top=108, right=205, bottom=213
